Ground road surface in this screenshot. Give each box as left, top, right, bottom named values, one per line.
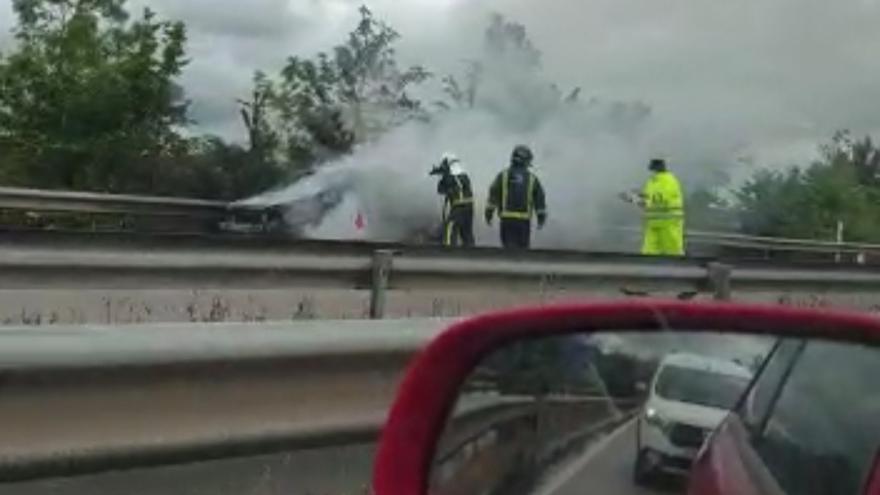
left=540, top=420, right=685, bottom=495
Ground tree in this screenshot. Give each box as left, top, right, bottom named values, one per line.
left=250, top=5, right=431, bottom=170
left=686, top=188, right=738, bottom=232
left=237, top=71, right=279, bottom=172
left=438, top=61, right=482, bottom=111
left=0, top=0, right=190, bottom=193
left=483, top=337, right=605, bottom=396
left=331, top=6, right=431, bottom=138
left=733, top=132, right=880, bottom=242
left=483, top=13, right=542, bottom=70
left=437, top=13, right=583, bottom=131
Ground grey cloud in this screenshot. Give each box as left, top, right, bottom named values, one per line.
left=4, top=0, right=880, bottom=166
left=0, top=2, right=15, bottom=50
left=242, top=0, right=880, bottom=247
left=460, top=0, right=880, bottom=156
left=138, top=0, right=308, bottom=40
left=137, top=0, right=396, bottom=134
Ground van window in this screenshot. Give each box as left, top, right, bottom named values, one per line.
left=755, top=341, right=880, bottom=495
left=654, top=365, right=749, bottom=409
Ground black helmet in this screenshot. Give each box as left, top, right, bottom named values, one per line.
left=511, top=145, right=534, bottom=167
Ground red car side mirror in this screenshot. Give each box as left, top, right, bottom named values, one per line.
left=373, top=300, right=880, bottom=495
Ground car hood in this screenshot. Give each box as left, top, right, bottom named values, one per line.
left=648, top=396, right=730, bottom=429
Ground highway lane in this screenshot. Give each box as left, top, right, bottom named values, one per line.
left=540, top=420, right=686, bottom=495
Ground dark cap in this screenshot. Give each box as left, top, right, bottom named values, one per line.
left=649, top=159, right=667, bottom=172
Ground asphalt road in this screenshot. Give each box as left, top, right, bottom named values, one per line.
left=539, top=420, right=686, bottom=495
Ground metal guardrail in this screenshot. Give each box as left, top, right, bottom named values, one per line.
left=4, top=231, right=880, bottom=318
left=0, top=319, right=450, bottom=482
left=432, top=392, right=640, bottom=495
left=3, top=185, right=880, bottom=258
left=610, top=226, right=880, bottom=259
left=0, top=319, right=641, bottom=486
left=0, top=186, right=230, bottom=219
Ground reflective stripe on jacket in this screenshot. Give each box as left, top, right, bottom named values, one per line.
left=450, top=175, right=474, bottom=207
left=643, top=171, right=683, bottom=220
left=487, top=167, right=546, bottom=221
left=439, top=173, right=474, bottom=209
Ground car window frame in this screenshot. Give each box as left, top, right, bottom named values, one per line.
left=738, top=338, right=806, bottom=440
left=750, top=339, right=880, bottom=495
left=861, top=448, right=880, bottom=495
left=719, top=339, right=808, bottom=495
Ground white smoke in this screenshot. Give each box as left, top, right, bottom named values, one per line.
left=244, top=103, right=742, bottom=250
left=241, top=13, right=748, bottom=251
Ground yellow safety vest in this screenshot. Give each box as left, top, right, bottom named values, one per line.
left=500, top=170, right=535, bottom=220
left=643, top=171, right=684, bottom=220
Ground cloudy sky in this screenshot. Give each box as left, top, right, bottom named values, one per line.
left=3, top=0, right=880, bottom=166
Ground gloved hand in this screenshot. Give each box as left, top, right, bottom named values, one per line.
left=537, top=212, right=547, bottom=229
left=485, top=209, right=494, bottom=225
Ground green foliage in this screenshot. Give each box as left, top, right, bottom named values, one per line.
left=146, top=137, right=286, bottom=200
left=0, top=0, right=288, bottom=200
left=484, top=338, right=601, bottom=396
left=0, top=0, right=189, bottom=191
left=250, top=5, right=431, bottom=169
left=237, top=72, right=281, bottom=174
left=734, top=131, right=880, bottom=242
left=686, top=188, right=738, bottom=232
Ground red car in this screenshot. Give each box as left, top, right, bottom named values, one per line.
left=689, top=338, right=880, bottom=495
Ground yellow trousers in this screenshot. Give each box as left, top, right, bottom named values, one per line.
left=642, top=219, right=684, bottom=256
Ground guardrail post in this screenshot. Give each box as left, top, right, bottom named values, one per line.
left=707, top=262, right=732, bottom=301
left=370, top=250, right=394, bottom=319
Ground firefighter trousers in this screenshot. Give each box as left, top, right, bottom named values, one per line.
left=443, top=206, right=475, bottom=247
left=500, top=218, right=531, bottom=249
left=642, top=218, right=684, bottom=256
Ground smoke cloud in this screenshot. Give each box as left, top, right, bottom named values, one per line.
left=246, top=11, right=746, bottom=251
left=277, top=105, right=739, bottom=250
left=235, top=0, right=880, bottom=250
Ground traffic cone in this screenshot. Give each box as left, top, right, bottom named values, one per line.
left=354, top=211, right=365, bottom=231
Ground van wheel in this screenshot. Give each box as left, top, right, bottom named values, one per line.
left=633, top=449, right=655, bottom=486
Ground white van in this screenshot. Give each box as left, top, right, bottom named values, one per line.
left=634, top=352, right=752, bottom=485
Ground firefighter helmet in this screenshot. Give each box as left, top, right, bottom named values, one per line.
left=511, top=145, right=534, bottom=167
left=441, top=152, right=459, bottom=167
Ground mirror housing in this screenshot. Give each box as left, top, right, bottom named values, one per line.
left=864, top=449, right=880, bottom=495
left=373, top=300, right=880, bottom=495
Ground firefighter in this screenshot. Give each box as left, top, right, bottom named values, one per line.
left=622, top=158, right=685, bottom=256
left=485, top=145, right=547, bottom=249
left=430, top=152, right=475, bottom=247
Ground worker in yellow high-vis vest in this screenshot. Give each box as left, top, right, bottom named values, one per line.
left=624, top=158, right=685, bottom=256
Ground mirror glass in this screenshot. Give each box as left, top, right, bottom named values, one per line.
left=430, top=331, right=880, bottom=495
